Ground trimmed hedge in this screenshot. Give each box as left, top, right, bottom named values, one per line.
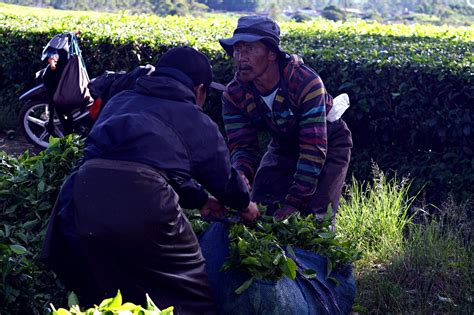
left=0, top=4, right=473, bottom=203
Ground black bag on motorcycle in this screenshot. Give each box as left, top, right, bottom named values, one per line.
left=53, top=53, right=93, bottom=111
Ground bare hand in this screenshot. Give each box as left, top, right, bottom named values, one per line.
left=240, top=201, right=260, bottom=221
left=200, top=196, right=227, bottom=219
left=48, top=56, right=58, bottom=71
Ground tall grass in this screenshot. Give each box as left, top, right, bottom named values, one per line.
left=355, top=209, right=473, bottom=313
left=337, top=165, right=473, bottom=313
left=337, top=164, right=417, bottom=264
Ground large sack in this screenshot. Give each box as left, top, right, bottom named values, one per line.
left=88, top=65, right=155, bottom=105
left=199, top=222, right=356, bottom=315
left=53, top=54, right=93, bottom=111
left=293, top=248, right=355, bottom=314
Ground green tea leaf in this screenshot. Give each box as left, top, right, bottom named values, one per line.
left=0, top=189, right=11, bottom=197
left=273, top=253, right=282, bottom=265
left=160, top=306, right=175, bottom=315
left=35, top=161, right=44, bottom=177
left=108, top=290, right=123, bottom=308
left=318, top=232, right=336, bottom=239
left=23, top=219, right=38, bottom=230
left=37, top=180, right=46, bottom=193
left=325, top=203, right=333, bottom=223
left=52, top=309, right=71, bottom=315
left=241, top=256, right=261, bottom=267
left=235, top=277, right=254, bottom=294
left=326, top=258, right=333, bottom=278
left=9, top=244, right=28, bottom=255
left=5, top=204, right=18, bottom=214
left=98, top=297, right=113, bottom=308
left=47, top=138, right=61, bottom=151
left=145, top=293, right=159, bottom=310
left=286, top=245, right=296, bottom=258
left=301, top=269, right=317, bottom=279
left=117, top=302, right=140, bottom=311
left=327, top=276, right=339, bottom=286
left=67, top=291, right=79, bottom=308
left=237, top=238, right=248, bottom=255
left=280, top=257, right=297, bottom=280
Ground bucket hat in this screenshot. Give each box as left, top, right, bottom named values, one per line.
left=219, top=16, right=288, bottom=59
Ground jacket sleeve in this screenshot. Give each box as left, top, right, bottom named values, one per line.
left=167, top=171, right=208, bottom=210
left=284, top=75, right=329, bottom=211
left=189, top=112, right=250, bottom=211
left=222, top=92, right=261, bottom=183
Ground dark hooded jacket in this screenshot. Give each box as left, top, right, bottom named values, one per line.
left=83, top=72, right=249, bottom=210
left=41, top=71, right=249, bottom=312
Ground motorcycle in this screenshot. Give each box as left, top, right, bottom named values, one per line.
left=19, top=32, right=155, bottom=149
left=18, top=32, right=100, bottom=149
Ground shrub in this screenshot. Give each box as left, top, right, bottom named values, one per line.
left=321, top=5, right=345, bottom=21
left=50, top=290, right=174, bottom=315
left=0, top=135, right=83, bottom=314
left=0, top=3, right=473, bottom=203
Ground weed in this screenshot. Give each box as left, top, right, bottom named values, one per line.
left=338, top=165, right=473, bottom=313
left=337, top=164, right=417, bottom=264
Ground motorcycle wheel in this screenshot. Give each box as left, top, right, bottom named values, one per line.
left=19, top=100, right=64, bottom=149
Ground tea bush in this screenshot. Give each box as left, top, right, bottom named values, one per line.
left=0, top=135, right=83, bottom=314
left=50, top=290, right=174, bottom=315
left=0, top=3, right=473, bottom=203
left=0, top=135, right=471, bottom=313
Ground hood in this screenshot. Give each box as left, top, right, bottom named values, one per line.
left=134, top=75, right=196, bottom=104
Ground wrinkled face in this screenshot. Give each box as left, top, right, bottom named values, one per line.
left=233, top=41, right=274, bottom=82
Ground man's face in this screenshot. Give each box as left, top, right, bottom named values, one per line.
left=233, top=41, right=274, bottom=82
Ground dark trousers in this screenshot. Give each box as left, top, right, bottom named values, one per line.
left=60, top=159, right=215, bottom=314
left=252, top=119, right=352, bottom=221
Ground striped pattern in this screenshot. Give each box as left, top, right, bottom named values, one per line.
left=222, top=55, right=333, bottom=210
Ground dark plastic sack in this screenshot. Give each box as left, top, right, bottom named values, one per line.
left=199, top=222, right=356, bottom=315
left=293, top=249, right=355, bottom=314
left=53, top=54, right=93, bottom=111
left=107, top=65, right=154, bottom=101
left=88, top=65, right=154, bottom=106
left=87, top=70, right=126, bottom=101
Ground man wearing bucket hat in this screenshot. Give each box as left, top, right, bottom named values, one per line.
left=219, top=16, right=352, bottom=222
left=42, top=46, right=259, bottom=314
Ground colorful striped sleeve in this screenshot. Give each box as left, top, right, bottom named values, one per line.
left=222, top=92, right=261, bottom=182
left=284, top=73, right=328, bottom=210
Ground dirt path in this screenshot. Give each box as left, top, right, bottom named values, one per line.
left=0, top=129, right=41, bottom=156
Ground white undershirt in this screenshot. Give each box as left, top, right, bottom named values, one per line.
left=260, top=88, right=279, bottom=111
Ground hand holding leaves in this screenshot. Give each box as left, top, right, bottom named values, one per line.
left=200, top=196, right=227, bottom=219
left=240, top=201, right=260, bottom=222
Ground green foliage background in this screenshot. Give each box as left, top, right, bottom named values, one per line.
left=2, top=0, right=474, bottom=19
left=0, top=135, right=83, bottom=314
left=0, top=3, right=473, bottom=204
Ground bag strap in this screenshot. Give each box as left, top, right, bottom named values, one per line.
left=68, top=33, right=80, bottom=56
left=68, top=32, right=90, bottom=81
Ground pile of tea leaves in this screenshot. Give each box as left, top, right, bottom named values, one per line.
left=189, top=207, right=362, bottom=293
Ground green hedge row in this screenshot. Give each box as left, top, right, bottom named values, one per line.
left=0, top=5, right=473, bottom=203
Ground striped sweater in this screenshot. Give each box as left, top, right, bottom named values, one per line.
left=222, top=55, right=333, bottom=210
